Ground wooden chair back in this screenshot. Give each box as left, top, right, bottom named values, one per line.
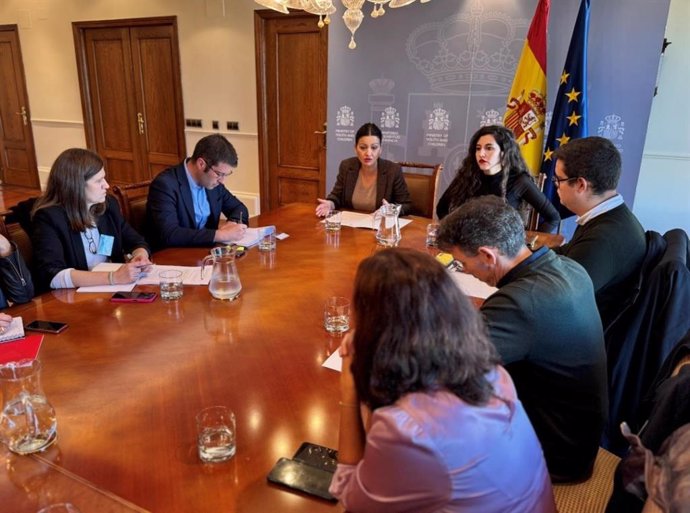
left=0, top=212, right=34, bottom=270
left=111, top=180, right=152, bottom=236
left=398, top=161, right=443, bottom=218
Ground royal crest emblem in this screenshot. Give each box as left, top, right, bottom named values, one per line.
left=480, top=109, right=502, bottom=127
left=428, top=104, right=450, bottom=131
left=336, top=106, right=355, bottom=127
left=598, top=114, right=625, bottom=141
left=504, top=89, right=546, bottom=145
left=380, top=107, right=400, bottom=129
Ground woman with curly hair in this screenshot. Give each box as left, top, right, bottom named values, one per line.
left=436, top=125, right=560, bottom=232
left=330, top=248, right=555, bottom=513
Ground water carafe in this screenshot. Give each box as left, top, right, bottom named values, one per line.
left=0, top=359, right=57, bottom=454
left=374, top=203, right=402, bottom=247
left=202, top=246, right=242, bottom=300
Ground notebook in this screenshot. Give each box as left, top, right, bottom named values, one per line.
left=0, top=316, right=25, bottom=344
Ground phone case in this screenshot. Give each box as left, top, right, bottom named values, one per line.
left=292, top=442, right=338, bottom=473
left=25, top=322, right=68, bottom=334
left=267, top=457, right=337, bottom=502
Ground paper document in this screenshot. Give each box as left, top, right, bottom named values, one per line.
left=322, top=350, right=342, bottom=372
left=78, top=263, right=210, bottom=292
left=76, top=263, right=135, bottom=293
left=448, top=270, right=498, bottom=299
left=235, top=226, right=275, bottom=247
left=333, top=211, right=413, bottom=230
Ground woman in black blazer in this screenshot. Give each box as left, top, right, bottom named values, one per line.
left=32, top=148, right=151, bottom=290
left=315, top=123, right=412, bottom=217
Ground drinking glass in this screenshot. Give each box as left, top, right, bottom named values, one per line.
left=324, top=296, right=350, bottom=333
left=426, top=223, right=440, bottom=247
left=196, top=406, right=236, bottom=463
left=159, top=270, right=183, bottom=301
left=258, top=232, right=276, bottom=252
left=37, top=504, right=82, bottom=513
left=325, top=210, right=342, bottom=232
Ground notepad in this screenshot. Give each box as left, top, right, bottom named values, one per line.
left=234, top=226, right=276, bottom=247
left=0, top=334, right=44, bottom=364
left=0, top=317, right=25, bottom=344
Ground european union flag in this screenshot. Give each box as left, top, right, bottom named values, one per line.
left=540, top=0, right=591, bottom=218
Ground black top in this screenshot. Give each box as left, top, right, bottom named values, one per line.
left=436, top=171, right=560, bottom=233
left=32, top=196, right=149, bottom=291
left=0, top=242, right=34, bottom=308
left=482, top=248, right=607, bottom=482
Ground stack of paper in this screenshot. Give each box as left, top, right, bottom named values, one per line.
left=0, top=317, right=25, bottom=344
left=78, top=263, right=211, bottom=292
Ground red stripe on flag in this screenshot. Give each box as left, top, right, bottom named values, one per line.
left=526, top=0, right=550, bottom=72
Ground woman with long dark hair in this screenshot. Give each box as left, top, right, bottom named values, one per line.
left=436, top=125, right=560, bottom=232
left=330, top=248, right=555, bottom=513
left=315, top=123, right=412, bottom=216
left=32, top=148, right=151, bottom=290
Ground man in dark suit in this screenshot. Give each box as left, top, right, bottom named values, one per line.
left=552, top=136, right=646, bottom=329
left=146, top=135, right=249, bottom=250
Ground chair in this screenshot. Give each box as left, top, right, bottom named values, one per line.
left=398, top=161, right=443, bottom=218
left=553, top=447, right=620, bottom=513
left=604, top=228, right=690, bottom=454
left=526, top=173, right=547, bottom=231
left=111, top=180, right=152, bottom=236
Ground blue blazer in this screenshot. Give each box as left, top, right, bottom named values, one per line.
left=146, top=161, right=249, bottom=250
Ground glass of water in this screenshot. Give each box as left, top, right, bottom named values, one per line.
left=159, top=270, right=183, bottom=301
left=258, top=231, right=276, bottom=252
left=196, top=406, right=236, bottom=463
left=325, top=210, right=342, bottom=232
left=426, top=223, right=440, bottom=247
left=324, top=296, right=350, bottom=333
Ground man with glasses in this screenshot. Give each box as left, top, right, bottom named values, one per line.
left=552, top=136, right=645, bottom=329
left=147, top=134, right=249, bottom=250
left=437, top=196, right=607, bottom=483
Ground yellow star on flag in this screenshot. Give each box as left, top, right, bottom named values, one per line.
left=565, top=88, right=581, bottom=103
left=560, top=71, right=570, bottom=85
left=543, top=148, right=554, bottom=161
left=556, top=133, right=571, bottom=146
left=567, top=111, right=582, bottom=126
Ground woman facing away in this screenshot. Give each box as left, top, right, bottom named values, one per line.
left=331, top=248, right=556, bottom=513
left=31, top=148, right=152, bottom=291
left=436, top=125, right=560, bottom=233
left=315, top=123, right=412, bottom=217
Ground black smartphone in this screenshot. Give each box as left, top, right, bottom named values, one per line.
left=267, top=457, right=337, bottom=502
left=25, top=320, right=69, bottom=334
left=111, top=291, right=157, bottom=303
left=292, top=442, right=338, bottom=472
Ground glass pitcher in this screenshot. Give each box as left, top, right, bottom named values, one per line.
left=374, top=203, right=402, bottom=247
left=202, top=246, right=242, bottom=300
left=0, top=359, right=57, bottom=454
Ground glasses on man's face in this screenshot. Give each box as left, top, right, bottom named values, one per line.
left=551, top=174, right=579, bottom=188
left=202, top=159, right=233, bottom=180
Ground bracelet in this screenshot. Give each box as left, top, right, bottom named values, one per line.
left=108, top=271, right=114, bottom=286
left=339, top=401, right=359, bottom=408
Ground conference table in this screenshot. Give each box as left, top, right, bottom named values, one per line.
left=0, top=203, right=563, bottom=513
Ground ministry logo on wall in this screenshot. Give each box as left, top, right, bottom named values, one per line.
left=403, top=2, right=528, bottom=170
left=335, top=106, right=356, bottom=142
left=597, top=113, right=626, bottom=151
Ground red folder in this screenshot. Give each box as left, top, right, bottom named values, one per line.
left=0, top=334, right=44, bottom=364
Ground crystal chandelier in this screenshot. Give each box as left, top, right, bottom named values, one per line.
left=255, top=0, right=431, bottom=49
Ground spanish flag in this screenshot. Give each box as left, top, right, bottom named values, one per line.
left=504, top=0, right=550, bottom=175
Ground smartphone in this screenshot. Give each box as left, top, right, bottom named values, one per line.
left=25, top=320, right=69, bottom=334
left=267, top=457, right=337, bottom=502
left=111, top=291, right=157, bottom=303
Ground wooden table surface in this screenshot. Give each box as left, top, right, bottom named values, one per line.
left=0, top=203, right=563, bottom=513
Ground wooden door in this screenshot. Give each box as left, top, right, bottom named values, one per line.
left=74, top=17, right=185, bottom=185
left=255, top=11, right=328, bottom=211
left=0, top=26, right=40, bottom=189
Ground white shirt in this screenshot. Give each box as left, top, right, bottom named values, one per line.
left=576, top=193, right=624, bottom=226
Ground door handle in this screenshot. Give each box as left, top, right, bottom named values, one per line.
left=15, top=106, right=28, bottom=126
left=313, top=130, right=327, bottom=135
left=137, top=112, right=145, bottom=135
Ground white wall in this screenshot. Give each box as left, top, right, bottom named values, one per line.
left=634, top=0, right=690, bottom=235
left=0, top=0, right=261, bottom=214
